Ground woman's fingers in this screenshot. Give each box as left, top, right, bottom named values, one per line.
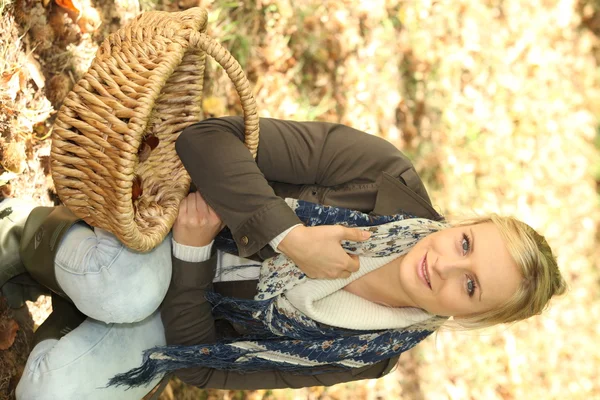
left=189, top=193, right=199, bottom=214
left=339, top=271, right=352, bottom=279
left=179, top=194, right=188, bottom=217
left=195, top=191, right=207, bottom=212
left=200, top=193, right=210, bottom=216
left=346, top=255, right=360, bottom=273
left=195, top=191, right=213, bottom=220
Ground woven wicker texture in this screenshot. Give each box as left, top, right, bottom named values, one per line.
left=51, top=7, right=259, bottom=252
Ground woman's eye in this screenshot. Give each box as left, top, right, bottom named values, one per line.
left=461, top=234, right=471, bottom=255
left=466, top=276, right=476, bottom=297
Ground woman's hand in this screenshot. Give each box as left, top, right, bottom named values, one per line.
left=173, top=191, right=224, bottom=247
left=278, top=225, right=370, bottom=279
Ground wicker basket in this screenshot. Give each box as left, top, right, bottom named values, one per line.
left=51, top=7, right=259, bottom=252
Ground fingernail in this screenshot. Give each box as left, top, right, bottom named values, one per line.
left=361, top=231, right=370, bottom=239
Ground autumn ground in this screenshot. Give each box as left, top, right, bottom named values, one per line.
left=1, top=0, right=600, bottom=399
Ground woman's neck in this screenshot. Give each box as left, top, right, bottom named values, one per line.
left=343, top=255, right=417, bottom=308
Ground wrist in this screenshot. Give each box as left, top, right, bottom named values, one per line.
left=172, top=228, right=216, bottom=248
left=172, top=238, right=214, bottom=262
left=277, top=225, right=308, bottom=255
left=270, top=224, right=303, bottom=253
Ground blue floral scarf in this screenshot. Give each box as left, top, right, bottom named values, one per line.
left=108, top=200, right=447, bottom=388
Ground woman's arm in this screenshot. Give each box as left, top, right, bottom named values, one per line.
left=161, top=192, right=224, bottom=347
left=175, top=355, right=397, bottom=390
left=162, top=251, right=397, bottom=389
left=161, top=192, right=397, bottom=389
left=161, top=255, right=217, bottom=346
left=176, top=117, right=414, bottom=278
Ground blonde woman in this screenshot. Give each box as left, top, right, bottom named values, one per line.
left=109, top=191, right=564, bottom=390
left=5, top=117, right=565, bottom=399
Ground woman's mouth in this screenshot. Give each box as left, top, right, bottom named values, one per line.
left=418, top=252, right=432, bottom=290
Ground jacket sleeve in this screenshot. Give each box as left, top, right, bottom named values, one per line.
left=176, top=355, right=397, bottom=390
left=176, top=117, right=416, bottom=257
left=161, top=255, right=218, bottom=347
left=161, top=253, right=398, bottom=390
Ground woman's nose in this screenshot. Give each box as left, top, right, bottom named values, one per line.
left=432, top=257, right=470, bottom=279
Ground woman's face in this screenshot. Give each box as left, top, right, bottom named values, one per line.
left=398, top=222, right=522, bottom=317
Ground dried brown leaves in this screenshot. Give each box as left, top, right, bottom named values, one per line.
left=204, top=0, right=600, bottom=399
left=0, top=319, right=19, bottom=351
left=1, top=0, right=599, bottom=398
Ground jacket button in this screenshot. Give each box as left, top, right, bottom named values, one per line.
left=241, top=236, right=249, bottom=245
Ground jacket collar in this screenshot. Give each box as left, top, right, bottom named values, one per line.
left=373, top=171, right=443, bottom=221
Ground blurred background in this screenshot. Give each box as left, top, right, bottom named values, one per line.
left=1, top=0, right=599, bottom=399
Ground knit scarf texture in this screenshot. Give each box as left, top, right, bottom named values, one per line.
left=108, top=200, right=448, bottom=388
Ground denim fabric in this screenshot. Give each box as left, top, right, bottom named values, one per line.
left=55, top=224, right=172, bottom=323
left=16, top=311, right=166, bottom=400
left=17, top=224, right=172, bottom=399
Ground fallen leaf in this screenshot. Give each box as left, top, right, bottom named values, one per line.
left=0, top=141, right=27, bottom=174
left=25, top=53, right=45, bottom=89
left=0, top=183, right=12, bottom=198
left=0, top=71, right=13, bottom=84
left=0, top=171, right=18, bottom=185
left=0, top=319, right=19, bottom=350
left=144, top=135, right=159, bottom=150
left=202, top=96, right=226, bottom=116
left=55, top=0, right=80, bottom=14
left=77, top=7, right=102, bottom=34
left=138, top=135, right=159, bottom=162
left=1, top=70, right=21, bottom=101
left=132, top=175, right=143, bottom=201
left=18, top=69, right=27, bottom=91
left=138, top=143, right=151, bottom=162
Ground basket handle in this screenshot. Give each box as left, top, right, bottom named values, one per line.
left=184, top=31, right=260, bottom=158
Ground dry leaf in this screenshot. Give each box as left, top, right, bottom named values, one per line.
left=0, top=71, right=12, bottom=84
left=138, top=135, right=159, bottom=162
left=202, top=96, right=226, bottom=116
left=0, top=183, right=13, bottom=198
left=1, top=70, right=21, bottom=101
left=77, top=7, right=102, bottom=34
left=144, top=135, right=159, bottom=150
left=0, top=319, right=19, bottom=350
left=0, top=141, right=27, bottom=174
left=138, top=143, right=151, bottom=162
left=132, top=175, right=143, bottom=201
left=47, top=73, right=72, bottom=106
left=18, top=69, right=27, bottom=91
left=55, top=0, right=80, bottom=14
left=0, top=171, right=18, bottom=185
left=26, top=53, right=45, bottom=89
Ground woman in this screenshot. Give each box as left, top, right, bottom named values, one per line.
left=9, top=117, right=565, bottom=398
left=106, top=190, right=565, bottom=390
left=11, top=190, right=565, bottom=398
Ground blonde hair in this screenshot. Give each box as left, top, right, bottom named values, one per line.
left=445, top=214, right=567, bottom=330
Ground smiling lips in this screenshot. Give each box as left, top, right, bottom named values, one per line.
left=419, top=253, right=432, bottom=290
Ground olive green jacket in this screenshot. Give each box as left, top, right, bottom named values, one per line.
left=161, top=117, right=442, bottom=390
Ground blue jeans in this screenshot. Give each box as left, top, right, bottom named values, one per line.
left=16, top=222, right=172, bottom=400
